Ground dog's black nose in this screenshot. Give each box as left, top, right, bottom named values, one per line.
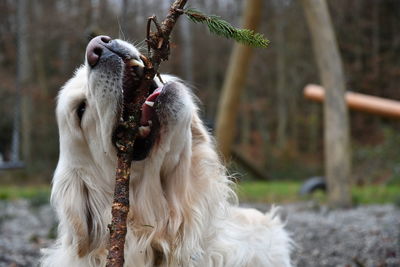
left=86, top=35, right=112, bottom=67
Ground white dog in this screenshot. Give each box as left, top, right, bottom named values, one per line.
left=41, top=36, right=292, bottom=267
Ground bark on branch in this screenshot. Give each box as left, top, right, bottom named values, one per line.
left=106, top=1, right=188, bottom=266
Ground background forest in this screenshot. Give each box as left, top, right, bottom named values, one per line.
left=1, top=0, right=400, bottom=188
left=2, top=1, right=400, bottom=266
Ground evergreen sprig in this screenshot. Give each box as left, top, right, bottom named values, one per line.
left=183, top=8, right=269, bottom=48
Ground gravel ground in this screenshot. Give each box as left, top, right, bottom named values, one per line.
left=0, top=200, right=55, bottom=267
left=243, top=202, right=400, bottom=267
left=0, top=200, right=399, bottom=267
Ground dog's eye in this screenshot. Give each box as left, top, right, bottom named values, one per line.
left=77, top=101, right=86, bottom=122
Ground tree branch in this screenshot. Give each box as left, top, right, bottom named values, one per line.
left=106, top=1, right=188, bottom=266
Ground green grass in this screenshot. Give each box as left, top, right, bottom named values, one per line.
left=351, top=185, right=400, bottom=205
left=237, top=181, right=400, bottom=205
left=0, top=186, right=51, bottom=206
left=236, top=181, right=301, bottom=203
left=0, top=182, right=398, bottom=206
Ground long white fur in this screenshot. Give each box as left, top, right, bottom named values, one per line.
left=41, top=39, right=292, bottom=267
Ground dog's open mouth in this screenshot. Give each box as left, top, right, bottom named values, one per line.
left=139, top=86, right=163, bottom=137
left=119, top=58, right=161, bottom=160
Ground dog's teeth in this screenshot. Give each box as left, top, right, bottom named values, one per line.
left=128, top=59, right=144, bottom=68
left=145, top=101, right=154, bottom=107
left=138, top=126, right=151, bottom=138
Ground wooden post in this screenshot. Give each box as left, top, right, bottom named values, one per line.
left=215, top=0, right=263, bottom=160
left=300, top=0, right=352, bottom=208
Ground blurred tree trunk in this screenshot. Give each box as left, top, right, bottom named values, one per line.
left=288, top=70, right=299, bottom=152
left=206, top=41, right=218, bottom=120
left=354, top=0, right=363, bottom=73
left=120, top=0, right=129, bottom=35
left=98, top=0, right=108, bottom=20
left=300, top=0, right=352, bottom=208
left=88, top=0, right=102, bottom=35
left=204, top=0, right=219, bottom=121
left=215, top=0, right=263, bottom=161
left=306, top=104, right=318, bottom=153
left=372, top=2, right=380, bottom=78
left=32, top=0, right=48, bottom=96
left=17, top=0, right=32, bottom=166
left=180, top=18, right=193, bottom=82
left=240, top=91, right=251, bottom=147
left=275, top=9, right=288, bottom=149
left=58, top=0, right=70, bottom=75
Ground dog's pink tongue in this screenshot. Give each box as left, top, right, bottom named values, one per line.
left=140, top=87, right=162, bottom=126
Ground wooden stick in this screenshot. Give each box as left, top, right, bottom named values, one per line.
left=106, top=153, right=131, bottom=267
left=304, top=84, right=400, bottom=119
left=106, top=1, right=188, bottom=266
left=106, top=56, right=155, bottom=267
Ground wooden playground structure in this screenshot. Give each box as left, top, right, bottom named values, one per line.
left=304, top=84, right=400, bottom=119
left=301, top=84, right=400, bottom=195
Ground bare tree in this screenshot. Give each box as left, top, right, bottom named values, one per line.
left=215, top=0, right=263, bottom=160
left=300, top=0, right=352, bottom=208
left=274, top=1, right=288, bottom=149
left=120, top=0, right=129, bottom=34
left=31, top=0, right=48, bottom=96
left=17, top=0, right=31, bottom=165
left=179, top=17, right=193, bottom=82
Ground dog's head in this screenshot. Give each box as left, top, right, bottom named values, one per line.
left=56, top=36, right=196, bottom=180
left=52, top=36, right=208, bottom=255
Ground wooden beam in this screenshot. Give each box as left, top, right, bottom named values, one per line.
left=305, top=84, right=400, bottom=119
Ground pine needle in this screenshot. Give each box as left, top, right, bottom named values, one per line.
left=183, top=8, right=269, bottom=48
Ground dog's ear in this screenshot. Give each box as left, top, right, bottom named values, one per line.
left=51, top=167, right=103, bottom=257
